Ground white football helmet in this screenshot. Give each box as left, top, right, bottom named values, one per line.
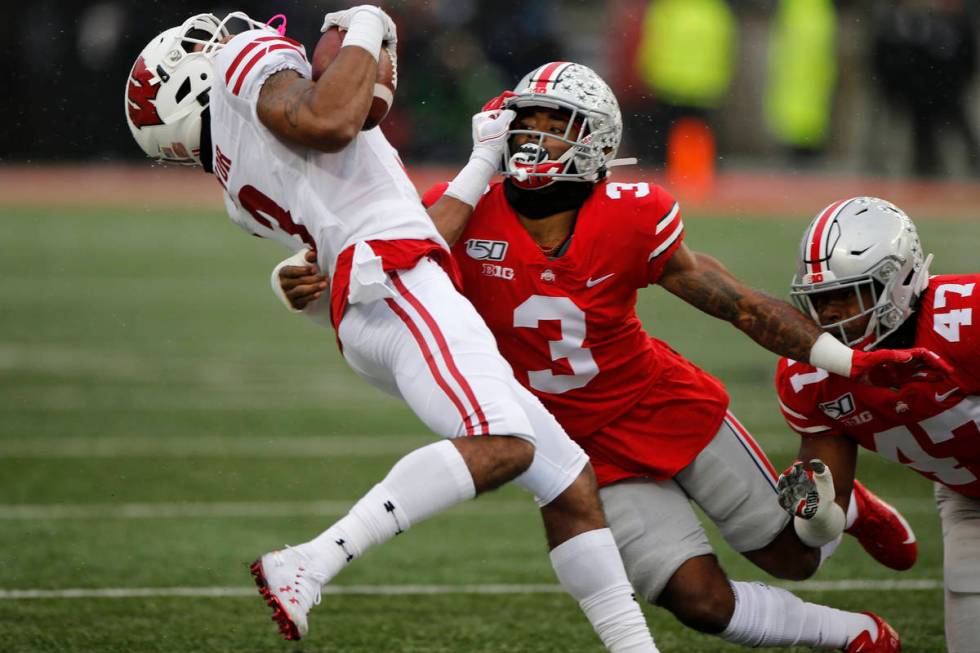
left=501, top=62, right=624, bottom=188
left=124, top=12, right=273, bottom=165
left=790, top=197, right=933, bottom=349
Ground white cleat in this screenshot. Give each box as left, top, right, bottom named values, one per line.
left=250, top=546, right=326, bottom=640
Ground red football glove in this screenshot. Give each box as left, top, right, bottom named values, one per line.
left=851, top=347, right=953, bottom=387
left=482, top=90, right=516, bottom=113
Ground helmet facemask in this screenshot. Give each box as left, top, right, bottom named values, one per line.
left=503, top=102, right=613, bottom=189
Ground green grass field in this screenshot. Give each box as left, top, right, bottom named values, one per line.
left=1, top=204, right=975, bottom=652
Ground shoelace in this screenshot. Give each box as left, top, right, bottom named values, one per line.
left=282, top=545, right=328, bottom=608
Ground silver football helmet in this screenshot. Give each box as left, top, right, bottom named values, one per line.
left=501, top=62, right=624, bottom=188
left=790, top=197, right=933, bottom=349
left=124, top=12, right=273, bottom=165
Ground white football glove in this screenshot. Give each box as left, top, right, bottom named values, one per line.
left=469, top=108, right=516, bottom=168
left=777, top=459, right=846, bottom=547
left=321, top=5, right=397, bottom=60
left=443, top=108, right=516, bottom=208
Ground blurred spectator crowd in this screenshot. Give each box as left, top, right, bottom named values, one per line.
left=2, top=0, right=978, bottom=178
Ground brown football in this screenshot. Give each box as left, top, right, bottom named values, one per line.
left=311, top=26, right=396, bottom=131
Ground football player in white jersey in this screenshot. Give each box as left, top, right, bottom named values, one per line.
left=124, top=7, right=658, bottom=650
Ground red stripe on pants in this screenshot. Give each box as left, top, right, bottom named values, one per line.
left=390, top=272, right=490, bottom=435
left=384, top=296, right=477, bottom=436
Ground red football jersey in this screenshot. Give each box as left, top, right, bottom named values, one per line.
left=430, top=179, right=729, bottom=483
left=776, top=274, right=980, bottom=497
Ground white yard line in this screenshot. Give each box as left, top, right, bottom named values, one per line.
left=0, top=579, right=943, bottom=600
left=0, top=496, right=939, bottom=520
left=0, top=434, right=431, bottom=458
left=0, top=499, right=533, bottom=520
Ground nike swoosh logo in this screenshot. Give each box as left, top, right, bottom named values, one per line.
left=935, top=387, right=960, bottom=402
left=586, top=273, right=615, bottom=288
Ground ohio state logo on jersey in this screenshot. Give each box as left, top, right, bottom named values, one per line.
left=819, top=393, right=856, bottom=420
left=126, top=56, right=164, bottom=128
left=466, top=239, right=509, bottom=261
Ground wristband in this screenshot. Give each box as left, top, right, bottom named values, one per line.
left=793, top=501, right=846, bottom=547
left=444, top=156, right=496, bottom=209
left=271, top=249, right=311, bottom=314
left=342, top=10, right=383, bottom=61
left=808, top=331, right=853, bottom=377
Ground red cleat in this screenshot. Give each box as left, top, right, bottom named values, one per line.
left=844, top=612, right=901, bottom=652
left=845, top=480, right=918, bottom=571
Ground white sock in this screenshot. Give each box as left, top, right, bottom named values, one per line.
left=298, top=440, right=475, bottom=580
left=845, top=490, right=859, bottom=529
left=720, top=580, right=876, bottom=648
left=549, top=529, right=659, bottom=652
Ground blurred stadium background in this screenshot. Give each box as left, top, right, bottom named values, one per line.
left=1, top=1, right=978, bottom=651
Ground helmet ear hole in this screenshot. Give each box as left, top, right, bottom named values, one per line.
left=174, top=77, right=192, bottom=104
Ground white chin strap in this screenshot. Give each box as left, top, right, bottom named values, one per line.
left=604, top=157, right=637, bottom=169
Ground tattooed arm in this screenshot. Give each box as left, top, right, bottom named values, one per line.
left=657, top=243, right=823, bottom=362
left=256, top=47, right=376, bottom=152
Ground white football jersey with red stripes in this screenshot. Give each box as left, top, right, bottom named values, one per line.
left=776, top=274, right=980, bottom=497
left=208, top=29, right=444, bottom=274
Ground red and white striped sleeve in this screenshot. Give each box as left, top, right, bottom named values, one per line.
left=644, top=186, right=685, bottom=284
left=217, top=30, right=309, bottom=105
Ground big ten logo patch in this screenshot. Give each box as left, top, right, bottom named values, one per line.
left=482, top=263, right=514, bottom=280
left=466, top=239, right=508, bottom=261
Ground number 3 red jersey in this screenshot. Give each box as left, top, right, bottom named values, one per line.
left=775, top=274, right=980, bottom=497
left=428, top=179, right=729, bottom=483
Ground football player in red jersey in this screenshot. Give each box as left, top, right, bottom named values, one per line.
left=774, top=197, right=979, bottom=652
left=277, top=63, right=948, bottom=651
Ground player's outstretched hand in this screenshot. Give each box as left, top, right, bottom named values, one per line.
left=851, top=347, right=953, bottom=387
left=470, top=108, right=516, bottom=167
left=778, top=459, right=846, bottom=547
left=277, top=250, right=328, bottom=311
left=777, top=459, right=834, bottom=519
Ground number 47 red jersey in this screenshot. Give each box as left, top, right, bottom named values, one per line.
left=776, top=274, right=980, bottom=497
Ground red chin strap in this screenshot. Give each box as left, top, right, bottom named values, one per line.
left=510, top=160, right=566, bottom=189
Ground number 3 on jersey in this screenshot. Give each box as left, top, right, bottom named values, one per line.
left=514, top=295, right=599, bottom=394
